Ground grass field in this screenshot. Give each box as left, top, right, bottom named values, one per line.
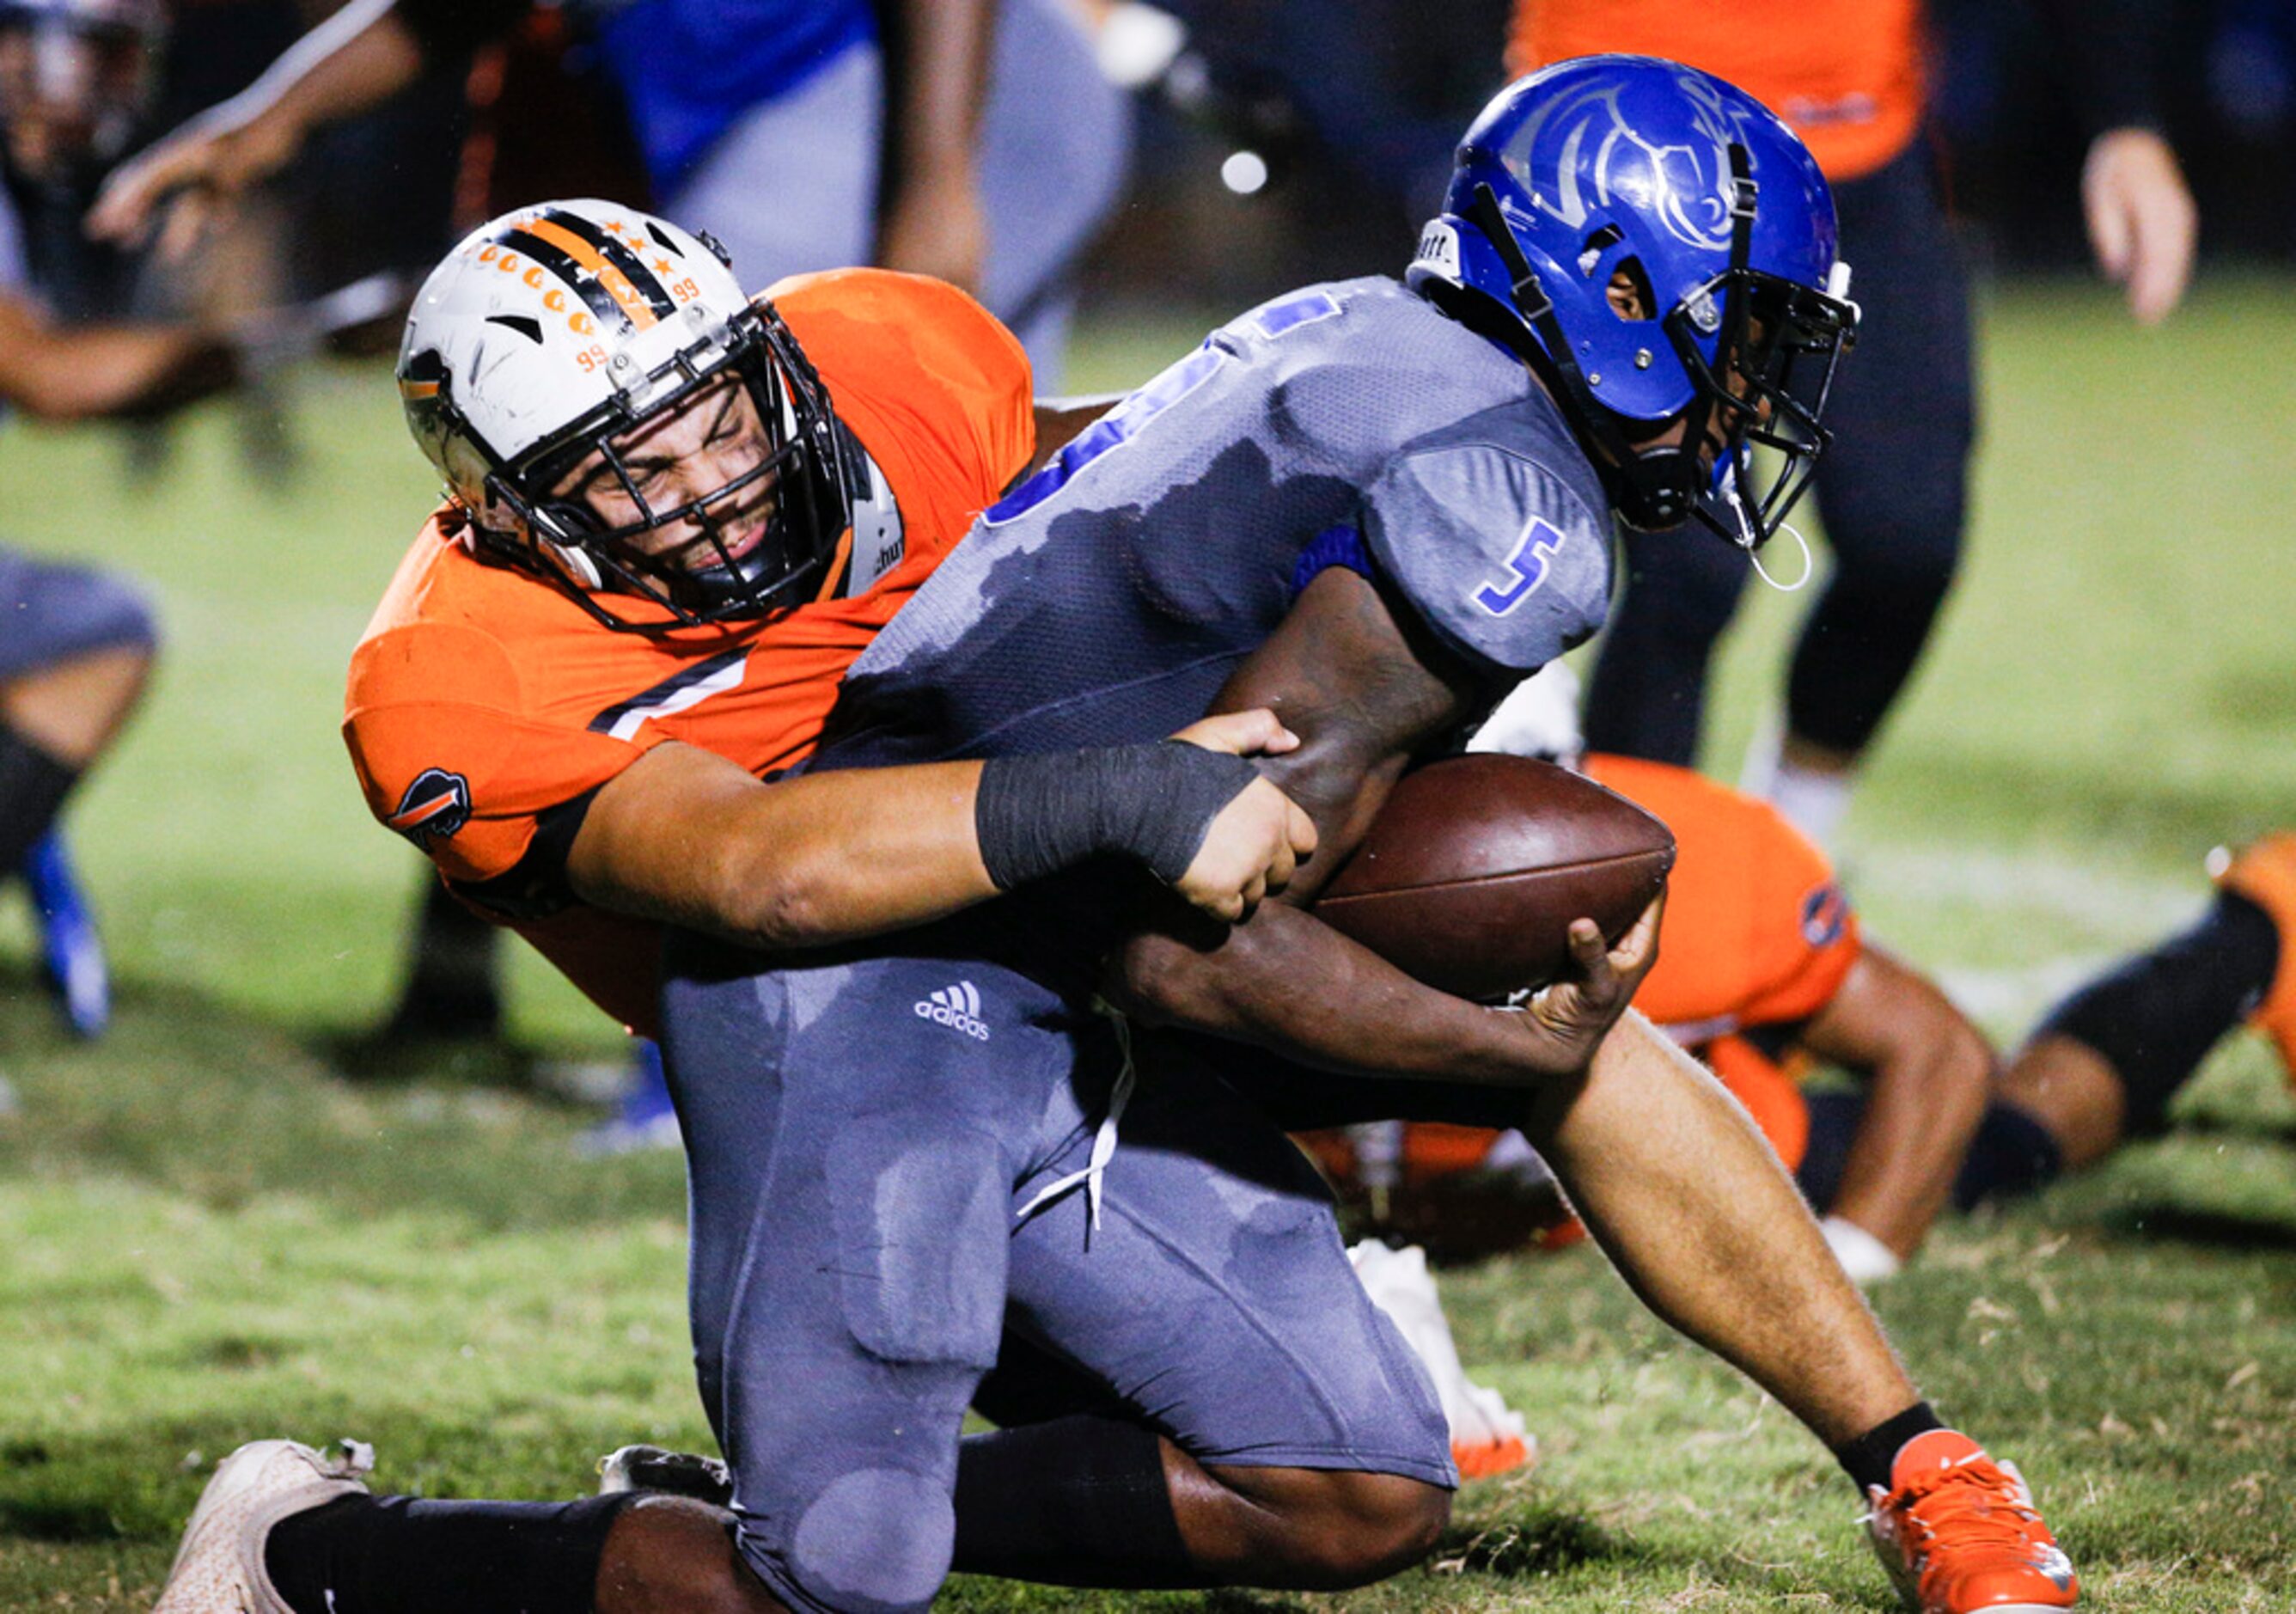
left=3, top=273, right=2294, bottom=1611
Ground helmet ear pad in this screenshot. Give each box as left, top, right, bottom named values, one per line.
left=510, top=493, right=611, bottom=592
left=540, top=535, right=606, bottom=592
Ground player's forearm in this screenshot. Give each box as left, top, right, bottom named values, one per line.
left=0, top=317, right=235, bottom=420
left=1113, top=902, right=1550, bottom=1085
left=1534, top=1016, right=1919, bottom=1447
left=1826, top=1017, right=1994, bottom=1259
left=884, top=0, right=995, bottom=195
left=201, top=0, right=424, bottom=156
left=589, top=760, right=997, bottom=951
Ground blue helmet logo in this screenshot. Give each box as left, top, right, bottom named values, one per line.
left=1514, top=73, right=1757, bottom=255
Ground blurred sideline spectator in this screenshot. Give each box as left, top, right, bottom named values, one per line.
left=91, top=0, right=1129, bottom=385
left=0, top=0, right=180, bottom=1036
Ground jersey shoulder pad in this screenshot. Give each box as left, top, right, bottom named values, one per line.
left=1360, top=408, right=1612, bottom=678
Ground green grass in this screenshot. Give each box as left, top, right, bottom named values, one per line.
left=3, top=273, right=2295, bottom=1609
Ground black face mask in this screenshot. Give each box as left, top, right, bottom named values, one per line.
left=465, top=303, right=855, bottom=633
left=1460, top=155, right=1858, bottom=550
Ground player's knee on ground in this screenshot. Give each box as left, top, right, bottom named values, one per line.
left=1198, top=1465, right=1450, bottom=1589
left=731, top=1116, right=1011, bottom=1613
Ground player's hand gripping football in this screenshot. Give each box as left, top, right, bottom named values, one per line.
left=1502, top=892, right=1665, bottom=1076
left=1166, top=709, right=1319, bottom=922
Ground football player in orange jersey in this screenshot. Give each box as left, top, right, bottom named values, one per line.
left=1511, top=0, right=2197, bottom=850
left=1337, top=664, right=2296, bottom=1281
left=337, top=203, right=1316, bottom=1042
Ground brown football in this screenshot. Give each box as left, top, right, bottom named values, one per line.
left=1316, top=755, right=1676, bottom=1001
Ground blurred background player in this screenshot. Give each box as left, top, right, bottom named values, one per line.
left=89, top=0, right=1135, bottom=1079
left=0, top=0, right=427, bottom=1039
left=1507, top=0, right=2199, bottom=847
left=89, top=0, right=1129, bottom=385
left=1316, top=669, right=2296, bottom=1282
left=0, top=0, right=203, bottom=1037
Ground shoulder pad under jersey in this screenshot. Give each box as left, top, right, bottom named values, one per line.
left=1361, top=412, right=1613, bottom=678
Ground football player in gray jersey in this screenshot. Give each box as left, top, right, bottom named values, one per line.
left=160, top=59, right=2073, bottom=1614
left=806, top=55, right=2073, bottom=1614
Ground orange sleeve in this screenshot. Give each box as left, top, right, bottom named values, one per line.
left=342, top=619, right=662, bottom=884
left=1585, top=755, right=1860, bottom=1033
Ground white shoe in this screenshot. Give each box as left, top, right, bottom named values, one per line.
left=1349, top=1239, right=1535, bottom=1480
left=154, top=1439, right=375, bottom=1614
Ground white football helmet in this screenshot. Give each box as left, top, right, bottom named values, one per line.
left=396, top=199, right=852, bottom=629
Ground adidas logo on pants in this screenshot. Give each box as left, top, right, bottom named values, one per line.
left=914, top=981, right=991, bottom=1041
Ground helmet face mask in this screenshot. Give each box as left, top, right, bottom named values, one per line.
left=488, top=313, right=850, bottom=626
left=1662, top=265, right=1855, bottom=547
left=1408, top=54, right=1859, bottom=551
left=399, top=202, right=853, bottom=632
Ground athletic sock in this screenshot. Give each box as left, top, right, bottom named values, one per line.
left=2031, top=890, right=2281, bottom=1134
left=265, top=1492, right=633, bottom=1614
left=951, top=1414, right=1207, bottom=1588
left=0, top=723, right=79, bottom=875
left=1832, top=1401, right=1943, bottom=1497
left=1762, top=755, right=1853, bottom=851
left=1951, top=1102, right=2067, bottom=1209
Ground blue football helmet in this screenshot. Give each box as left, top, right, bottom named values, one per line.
left=1408, top=55, right=1859, bottom=547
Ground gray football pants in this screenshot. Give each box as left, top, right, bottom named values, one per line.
left=657, top=932, right=1454, bottom=1614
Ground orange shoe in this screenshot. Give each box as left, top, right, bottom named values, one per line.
left=2212, top=833, right=2296, bottom=1082
left=1863, top=1430, right=2077, bottom=1612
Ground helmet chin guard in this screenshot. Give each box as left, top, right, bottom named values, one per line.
left=1408, top=55, right=1859, bottom=550
left=397, top=200, right=854, bottom=631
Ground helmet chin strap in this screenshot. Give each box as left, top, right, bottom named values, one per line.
left=1715, top=468, right=1814, bottom=592
left=1749, top=519, right=1814, bottom=593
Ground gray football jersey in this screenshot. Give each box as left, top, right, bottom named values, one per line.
left=820, top=276, right=1614, bottom=767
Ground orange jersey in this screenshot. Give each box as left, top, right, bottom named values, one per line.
left=343, top=269, right=1034, bottom=1034
left=1585, top=753, right=1860, bottom=1040
left=1508, top=0, right=1929, bottom=180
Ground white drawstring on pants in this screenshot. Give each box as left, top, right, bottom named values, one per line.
left=1013, top=1000, right=1136, bottom=1237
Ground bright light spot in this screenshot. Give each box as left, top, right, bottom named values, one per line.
left=1096, top=3, right=1187, bottom=89
left=1221, top=150, right=1269, bottom=195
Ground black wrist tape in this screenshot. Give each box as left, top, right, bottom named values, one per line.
left=975, top=742, right=1265, bottom=890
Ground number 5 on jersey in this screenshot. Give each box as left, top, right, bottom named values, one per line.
left=1475, top=517, right=1566, bottom=616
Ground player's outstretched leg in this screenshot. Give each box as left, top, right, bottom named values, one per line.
left=1957, top=843, right=2287, bottom=1198
left=153, top=1439, right=375, bottom=1613
left=162, top=1441, right=748, bottom=1614
left=1862, top=1429, right=2077, bottom=1613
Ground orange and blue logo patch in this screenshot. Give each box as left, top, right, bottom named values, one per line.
left=1800, top=882, right=1849, bottom=947
left=388, top=768, right=473, bottom=848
